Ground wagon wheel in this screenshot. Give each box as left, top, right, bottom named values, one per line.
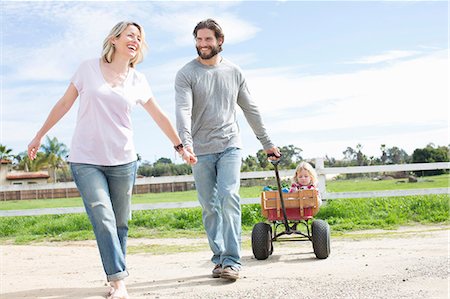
left=311, top=219, right=331, bottom=259
left=251, top=222, right=273, bottom=260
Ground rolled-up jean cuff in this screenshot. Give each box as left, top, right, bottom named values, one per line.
left=107, top=270, right=129, bottom=282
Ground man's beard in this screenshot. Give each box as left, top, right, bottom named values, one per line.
left=196, top=45, right=221, bottom=60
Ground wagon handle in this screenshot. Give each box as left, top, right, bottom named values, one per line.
left=270, top=157, right=291, bottom=233
left=267, top=152, right=281, bottom=166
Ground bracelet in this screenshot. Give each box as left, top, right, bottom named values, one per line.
left=174, top=143, right=184, bottom=152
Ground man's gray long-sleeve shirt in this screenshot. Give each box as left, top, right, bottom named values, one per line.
left=175, top=58, right=274, bottom=155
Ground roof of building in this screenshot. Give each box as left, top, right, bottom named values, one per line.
left=6, top=171, right=50, bottom=180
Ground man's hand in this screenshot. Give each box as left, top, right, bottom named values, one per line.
left=181, top=146, right=197, bottom=165
left=265, top=146, right=281, bottom=161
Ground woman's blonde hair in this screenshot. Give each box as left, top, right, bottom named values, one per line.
left=102, top=21, right=148, bottom=68
left=293, top=161, right=318, bottom=186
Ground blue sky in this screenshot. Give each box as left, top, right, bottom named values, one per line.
left=2, top=1, right=448, bottom=164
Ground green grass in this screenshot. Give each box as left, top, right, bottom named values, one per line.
left=327, top=174, right=449, bottom=192
left=1, top=194, right=448, bottom=244
left=0, top=197, right=85, bottom=210
left=1, top=174, right=448, bottom=210
left=0, top=174, right=448, bottom=244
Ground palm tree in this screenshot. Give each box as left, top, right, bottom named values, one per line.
left=16, top=151, right=48, bottom=172
left=0, top=144, right=13, bottom=161
left=41, top=136, right=68, bottom=183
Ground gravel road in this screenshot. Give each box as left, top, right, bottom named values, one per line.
left=2, top=225, right=448, bottom=299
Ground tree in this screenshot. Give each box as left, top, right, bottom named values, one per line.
left=15, top=151, right=48, bottom=172
left=355, top=144, right=369, bottom=166
left=386, top=146, right=410, bottom=164
left=278, top=145, right=302, bottom=168
left=380, top=144, right=388, bottom=164
left=137, top=159, right=192, bottom=177
left=156, top=157, right=172, bottom=164
left=0, top=144, right=13, bottom=160
left=256, top=149, right=270, bottom=169
left=241, top=155, right=260, bottom=172
left=342, top=146, right=356, bottom=164
left=324, top=155, right=336, bottom=167
left=41, top=136, right=68, bottom=182
left=412, top=144, right=449, bottom=176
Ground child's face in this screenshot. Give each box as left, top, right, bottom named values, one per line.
left=296, top=169, right=312, bottom=185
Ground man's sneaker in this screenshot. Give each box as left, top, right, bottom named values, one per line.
left=212, top=264, right=222, bottom=278
left=220, top=266, right=239, bottom=281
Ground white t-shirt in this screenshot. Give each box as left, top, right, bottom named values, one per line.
left=68, top=58, right=153, bottom=166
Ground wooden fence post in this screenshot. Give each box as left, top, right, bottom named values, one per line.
left=315, top=157, right=327, bottom=199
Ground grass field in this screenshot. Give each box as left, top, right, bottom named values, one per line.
left=1, top=193, right=448, bottom=244
left=0, top=174, right=448, bottom=244
left=0, top=174, right=448, bottom=211
left=326, top=174, right=449, bottom=192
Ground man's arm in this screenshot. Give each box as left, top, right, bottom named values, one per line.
left=237, top=80, right=273, bottom=146
left=174, top=71, right=194, bottom=151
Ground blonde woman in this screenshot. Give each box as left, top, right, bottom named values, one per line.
left=28, top=21, right=196, bottom=299
left=290, top=161, right=322, bottom=205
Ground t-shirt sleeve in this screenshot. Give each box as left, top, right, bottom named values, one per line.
left=136, top=74, right=154, bottom=105
left=70, top=62, right=85, bottom=92
left=175, top=70, right=194, bottom=148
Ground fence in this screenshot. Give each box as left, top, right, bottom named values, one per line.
left=314, top=158, right=449, bottom=199
left=0, top=159, right=448, bottom=201
left=0, top=176, right=196, bottom=201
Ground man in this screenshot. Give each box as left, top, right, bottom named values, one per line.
left=175, top=18, right=280, bottom=281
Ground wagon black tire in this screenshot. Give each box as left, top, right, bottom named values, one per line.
left=252, top=222, right=273, bottom=260
left=312, top=219, right=330, bottom=259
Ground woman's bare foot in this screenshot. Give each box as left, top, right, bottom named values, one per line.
left=107, top=279, right=129, bottom=299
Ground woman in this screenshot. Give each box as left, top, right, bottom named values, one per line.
left=28, top=21, right=196, bottom=299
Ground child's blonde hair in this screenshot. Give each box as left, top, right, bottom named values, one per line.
left=293, top=161, right=318, bottom=186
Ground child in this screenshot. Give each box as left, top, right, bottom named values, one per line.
left=290, top=161, right=322, bottom=206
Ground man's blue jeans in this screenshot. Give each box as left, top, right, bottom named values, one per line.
left=70, top=161, right=137, bottom=281
left=192, top=147, right=242, bottom=269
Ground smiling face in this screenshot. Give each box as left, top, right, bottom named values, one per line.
left=112, top=25, right=142, bottom=59
left=195, top=28, right=222, bottom=60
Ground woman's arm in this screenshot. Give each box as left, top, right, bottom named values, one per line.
left=28, top=83, right=78, bottom=160
left=142, top=97, right=197, bottom=165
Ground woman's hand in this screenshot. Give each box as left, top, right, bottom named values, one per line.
left=180, top=146, right=197, bottom=165
left=28, top=135, right=43, bottom=161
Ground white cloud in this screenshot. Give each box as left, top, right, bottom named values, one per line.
left=3, top=2, right=259, bottom=82
left=246, top=49, right=447, bottom=130
left=348, top=50, right=420, bottom=64
left=145, top=10, right=260, bottom=49
left=236, top=49, right=448, bottom=158
left=2, top=2, right=447, bottom=161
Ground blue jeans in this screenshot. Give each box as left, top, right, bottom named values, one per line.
left=70, top=161, right=137, bottom=282
left=192, top=147, right=242, bottom=269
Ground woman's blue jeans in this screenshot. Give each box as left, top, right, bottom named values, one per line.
left=192, top=147, right=242, bottom=269
left=70, top=161, right=137, bottom=282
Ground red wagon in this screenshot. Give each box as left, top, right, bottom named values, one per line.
left=251, top=159, right=331, bottom=260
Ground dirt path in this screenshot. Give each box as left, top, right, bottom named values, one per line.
left=1, top=225, right=448, bottom=299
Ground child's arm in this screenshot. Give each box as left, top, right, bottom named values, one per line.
left=311, top=185, right=323, bottom=206
left=289, top=183, right=298, bottom=193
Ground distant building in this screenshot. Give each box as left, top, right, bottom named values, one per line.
left=0, top=159, right=50, bottom=185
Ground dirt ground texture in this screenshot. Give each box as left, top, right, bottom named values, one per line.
left=1, top=225, right=449, bottom=299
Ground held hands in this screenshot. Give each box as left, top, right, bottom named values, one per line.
left=180, top=146, right=197, bottom=165
left=28, top=135, right=43, bottom=161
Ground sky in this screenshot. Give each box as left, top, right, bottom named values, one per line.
left=1, top=0, right=448, bottom=164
